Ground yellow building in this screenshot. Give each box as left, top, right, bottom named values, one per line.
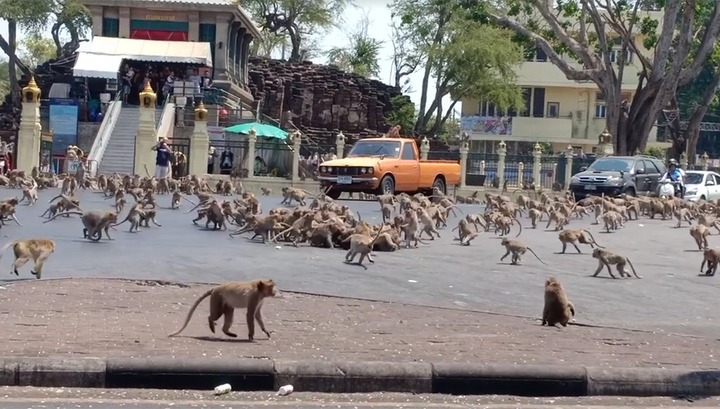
left=460, top=10, right=671, bottom=155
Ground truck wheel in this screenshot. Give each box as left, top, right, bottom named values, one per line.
left=326, top=188, right=342, bottom=200
left=379, top=175, right=395, bottom=195
left=432, top=177, right=446, bottom=195
left=623, top=187, right=635, bottom=197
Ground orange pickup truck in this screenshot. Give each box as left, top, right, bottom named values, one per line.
left=317, top=137, right=461, bottom=199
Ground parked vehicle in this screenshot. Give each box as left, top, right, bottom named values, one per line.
left=317, top=138, right=461, bottom=199
left=680, top=171, right=720, bottom=201
left=568, top=155, right=667, bottom=199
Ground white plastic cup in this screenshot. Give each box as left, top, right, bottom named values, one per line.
left=214, top=383, right=232, bottom=395
left=277, top=384, right=294, bottom=396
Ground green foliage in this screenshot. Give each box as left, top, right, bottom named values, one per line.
left=538, top=142, right=553, bottom=154
left=384, top=95, right=416, bottom=136
left=644, top=146, right=667, bottom=159
left=242, top=0, right=352, bottom=61
left=0, top=59, right=10, bottom=98
left=326, top=11, right=383, bottom=78
left=19, top=35, right=55, bottom=67
left=389, top=0, right=525, bottom=135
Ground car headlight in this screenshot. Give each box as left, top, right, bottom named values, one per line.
left=366, top=167, right=374, bottom=174
left=326, top=167, right=333, bottom=173
left=606, top=176, right=622, bottom=183
left=360, top=167, right=367, bottom=174
left=320, top=166, right=326, bottom=173
left=570, top=176, right=581, bottom=184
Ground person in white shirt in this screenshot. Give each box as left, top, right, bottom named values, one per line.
left=188, top=69, right=202, bottom=103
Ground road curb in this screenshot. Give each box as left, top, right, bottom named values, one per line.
left=0, top=357, right=718, bottom=396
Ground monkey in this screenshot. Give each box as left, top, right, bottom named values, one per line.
left=44, top=210, right=118, bottom=241
left=242, top=192, right=261, bottom=214
left=139, top=209, right=162, bottom=228
left=168, top=279, right=277, bottom=341
left=542, top=277, right=575, bottom=328
left=545, top=210, right=568, bottom=231
left=674, top=207, right=694, bottom=228
left=459, top=231, right=481, bottom=246
left=690, top=224, right=711, bottom=251
left=500, top=238, right=547, bottom=265
left=115, top=196, right=127, bottom=214
left=557, top=229, right=603, bottom=254
left=528, top=208, right=542, bottom=228
left=343, top=229, right=385, bottom=270
left=591, top=248, right=641, bottom=279
left=39, top=201, right=66, bottom=219
left=112, top=203, right=145, bottom=232
left=416, top=207, right=441, bottom=240
left=18, top=180, right=39, bottom=206
left=600, top=210, right=624, bottom=232
left=452, top=219, right=475, bottom=242
left=381, top=203, right=394, bottom=224
left=700, top=248, right=720, bottom=276
left=0, top=239, right=56, bottom=279
left=464, top=214, right=485, bottom=231
left=261, top=187, right=272, bottom=196
left=171, top=191, right=196, bottom=210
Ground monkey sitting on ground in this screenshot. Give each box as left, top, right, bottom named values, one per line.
left=168, top=279, right=277, bottom=341
left=0, top=239, right=56, bottom=279
left=500, top=238, right=547, bottom=265
left=542, top=277, right=575, bottom=328
left=700, top=248, right=720, bottom=276
left=557, top=229, right=602, bottom=254
left=591, top=248, right=641, bottom=279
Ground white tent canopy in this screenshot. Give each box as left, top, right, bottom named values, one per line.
left=81, top=36, right=213, bottom=67
left=72, top=52, right=124, bottom=79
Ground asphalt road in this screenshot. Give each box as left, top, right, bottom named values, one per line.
left=0, top=388, right=714, bottom=409
left=0, top=188, right=717, bottom=337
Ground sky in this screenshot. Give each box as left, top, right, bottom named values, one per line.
left=0, top=0, right=455, bottom=115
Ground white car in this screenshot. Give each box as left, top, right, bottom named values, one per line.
left=683, top=171, right=720, bottom=201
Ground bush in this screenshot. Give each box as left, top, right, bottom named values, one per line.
left=644, top=146, right=666, bottom=160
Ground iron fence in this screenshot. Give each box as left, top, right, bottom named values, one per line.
left=213, top=140, right=249, bottom=176
left=539, top=156, right=559, bottom=189
left=427, top=150, right=461, bottom=161
left=503, top=154, right=534, bottom=187
left=466, top=153, right=499, bottom=187
left=167, top=137, right=190, bottom=179
left=255, top=141, right=293, bottom=178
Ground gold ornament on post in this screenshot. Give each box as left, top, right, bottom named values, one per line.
left=139, top=82, right=157, bottom=108
left=194, top=101, right=207, bottom=121
left=22, top=76, right=41, bottom=103
left=599, top=126, right=612, bottom=145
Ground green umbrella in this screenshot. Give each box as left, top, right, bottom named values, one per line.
left=223, top=122, right=288, bottom=140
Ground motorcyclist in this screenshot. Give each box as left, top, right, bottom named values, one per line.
left=660, top=159, right=686, bottom=198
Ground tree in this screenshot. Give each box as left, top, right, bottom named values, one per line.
left=390, top=0, right=525, bottom=136
left=388, top=18, right=418, bottom=93
left=242, top=0, right=353, bottom=62
left=384, top=94, right=416, bottom=136
left=48, top=0, right=92, bottom=57
left=467, top=0, right=720, bottom=156
left=326, top=9, right=383, bottom=78
left=19, top=34, right=56, bottom=67
left=251, top=30, right=290, bottom=58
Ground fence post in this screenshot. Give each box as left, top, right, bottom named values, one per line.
left=532, top=142, right=542, bottom=193
left=479, top=160, right=485, bottom=175
left=133, top=82, right=157, bottom=176
left=564, top=145, right=574, bottom=190
left=420, top=136, right=429, bottom=160
left=517, top=162, right=524, bottom=187
left=336, top=131, right=346, bottom=159
left=17, top=76, right=41, bottom=172
left=291, top=131, right=301, bottom=183
left=246, top=128, right=257, bottom=178
left=701, top=152, right=709, bottom=171
left=497, top=140, right=507, bottom=188
left=189, top=102, right=210, bottom=177
left=459, top=139, right=469, bottom=189
left=680, top=152, right=689, bottom=169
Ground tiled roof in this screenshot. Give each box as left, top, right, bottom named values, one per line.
left=133, top=0, right=234, bottom=5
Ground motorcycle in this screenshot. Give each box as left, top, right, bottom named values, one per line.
left=658, top=179, right=683, bottom=198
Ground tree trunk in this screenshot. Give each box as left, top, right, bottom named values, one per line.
left=7, top=20, right=19, bottom=107
left=287, top=27, right=301, bottom=62
left=0, top=34, right=32, bottom=78
left=685, top=67, right=720, bottom=163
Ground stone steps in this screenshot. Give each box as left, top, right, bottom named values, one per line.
left=98, top=106, right=163, bottom=175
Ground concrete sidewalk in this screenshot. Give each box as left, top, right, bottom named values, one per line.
left=0, top=278, right=716, bottom=369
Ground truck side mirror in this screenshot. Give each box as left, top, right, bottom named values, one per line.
left=579, top=166, right=587, bottom=172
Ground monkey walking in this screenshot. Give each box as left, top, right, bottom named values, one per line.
left=0, top=239, right=56, bottom=279
left=168, top=279, right=277, bottom=341
left=500, top=238, right=547, bottom=265
left=591, top=248, right=641, bottom=279
left=260, top=187, right=272, bottom=196
left=557, top=229, right=603, bottom=254
left=343, top=229, right=385, bottom=269
left=700, top=248, right=720, bottom=276
left=542, top=277, right=575, bottom=328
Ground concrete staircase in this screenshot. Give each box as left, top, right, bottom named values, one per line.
left=97, top=106, right=163, bottom=175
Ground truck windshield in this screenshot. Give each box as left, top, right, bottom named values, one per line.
left=586, top=158, right=633, bottom=172
left=347, top=141, right=402, bottom=158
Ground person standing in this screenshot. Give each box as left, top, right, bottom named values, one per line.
left=151, top=137, right=172, bottom=179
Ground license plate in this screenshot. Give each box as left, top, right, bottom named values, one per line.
left=337, top=175, right=353, bottom=184
left=584, top=184, right=597, bottom=191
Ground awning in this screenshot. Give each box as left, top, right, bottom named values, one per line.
left=73, top=52, right=124, bottom=79
left=83, top=36, right=213, bottom=67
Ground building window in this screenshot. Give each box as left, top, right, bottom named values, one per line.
left=532, top=87, right=545, bottom=118
left=477, top=101, right=497, bottom=117
left=523, top=46, right=547, bottom=62
left=595, top=92, right=607, bottom=118
left=609, top=49, right=633, bottom=64
left=546, top=102, right=560, bottom=118
left=199, top=23, right=217, bottom=71
left=102, top=18, right=119, bottom=37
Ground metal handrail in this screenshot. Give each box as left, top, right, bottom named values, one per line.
left=87, top=92, right=122, bottom=177
left=155, top=93, right=171, bottom=132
